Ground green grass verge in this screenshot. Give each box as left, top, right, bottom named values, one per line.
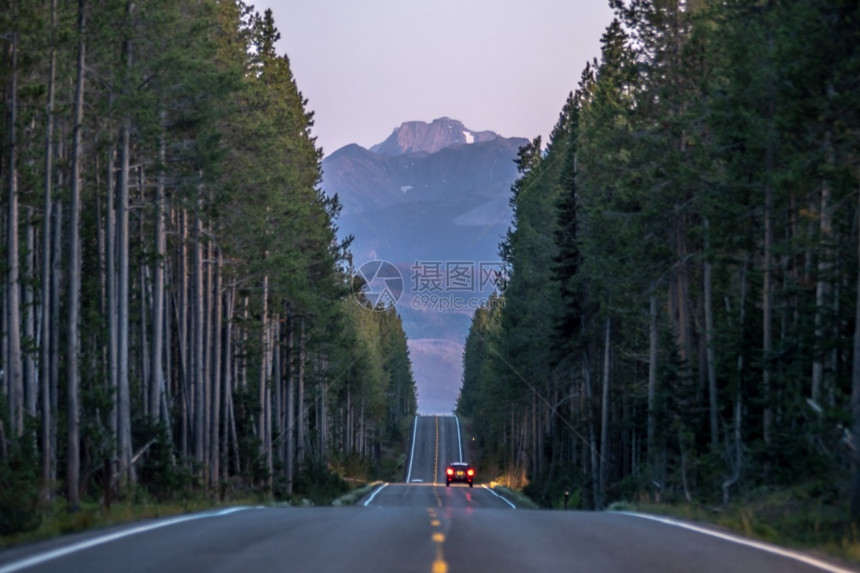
left=607, top=492, right=860, bottom=566
left=488, top=482, right=540, bottom=509
left=331, top=481, right=385, bottom=506
left=0, top=496, right=262, bottom=549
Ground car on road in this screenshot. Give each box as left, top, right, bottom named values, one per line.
left=446, top=462, right=474, bottom=487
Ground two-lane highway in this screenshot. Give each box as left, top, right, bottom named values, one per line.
left=0, top=414, right=855, bottom=572
left=364, top=415, right=514, bottom=511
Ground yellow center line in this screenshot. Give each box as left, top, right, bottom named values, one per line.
left=433, top=417, right=442, bottom=507
left=429, top=419, right=448, bottom=573
left=434, top=416, right=439, bottom=484
left=431, top=530, right=448, bottom=573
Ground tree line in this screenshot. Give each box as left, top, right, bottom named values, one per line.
left=458, top=0, right=860, bottom=517
left=0, top=0, right=416, bottom=531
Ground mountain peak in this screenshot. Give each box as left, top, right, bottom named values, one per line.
left=369, top=117, right=499, bottom=156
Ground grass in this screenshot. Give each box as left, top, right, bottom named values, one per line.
left=331, top=481, right=385, bottom=506
left=0, top=495, right=261, bottom=549
left=609, top=489, right=860, bottom=567
left=488, top=482, right=540, bottom=509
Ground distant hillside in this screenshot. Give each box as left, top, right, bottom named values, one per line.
left=321, top=118, right=527, bottom=413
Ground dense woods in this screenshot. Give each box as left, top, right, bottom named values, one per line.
left=458, top=0, right=860, bottom=519
left=0, top=0, right=416, bottom=531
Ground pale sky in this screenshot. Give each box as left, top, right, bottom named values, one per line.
left=257, top=0, right=616, bottom=156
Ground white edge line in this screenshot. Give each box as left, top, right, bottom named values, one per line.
left=0, top=507, right=254, bottom=573
left=615, top=511, right=855, bottom=573
left=455, top=416, right=463, bottom=462
left=481, top=485, right=516, bottom=509
left=363, top=483, right=389, bottom=507
left=405, top=414, right=418, bottom=483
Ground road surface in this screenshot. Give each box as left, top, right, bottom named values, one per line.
left=0, top=415, right=854, bottom=572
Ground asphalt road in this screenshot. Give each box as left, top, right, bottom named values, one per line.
left=0, top=415, right=854, bottom=573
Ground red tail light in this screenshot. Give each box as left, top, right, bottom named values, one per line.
left=446, top=468, right=454, bottom=476
left=467, top=469, right=474, bottom=477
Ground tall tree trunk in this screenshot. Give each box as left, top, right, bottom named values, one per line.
left=178, top=210, right=189, bottom=459
left=259, top=272, right=272, bottom=489
left=297, top=316, right=305, bottom=468
left=209, top=250, right=222, bottom=486
left=6, top=24, right=23, bottom=437
left=40, top=0, right=58, bottom=497
left=285, top=311, right=295, bottom=494
left=67, top=0, right=87, bottom=510
left=583, top=360, right=600, bottom=510
left=24, top=213, right=36, bottom=419
left=193, top=201, right=205, bottom=473
left=202, top=233, right=212, bottom=472
left=258, top=274, right=269, bottom=457
left=117, top=114, right=132, bottom=484
left=599, top=317, right=610, bottom=510
left=761, top=25, right=776, bottom=445
left=647, top=281, right=658, bottom=467
left=723, top=255, right=748, bottom=505
left=812, top=131, right=833, bottom=406
left=223, top=286, right=237, bottom=476
left=850, top=176, right=860, bottom=519
left=704, top=218, right=719, bottom=449
left=50, top=197, right=62, bottom=483
left=106, top=137, right=117, bottom=446
left=273, top=315, right=283, bottom=466
left=150, top=116, right=166, bottom=423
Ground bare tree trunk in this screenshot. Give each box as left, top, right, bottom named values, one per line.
left=297, top=316, right=306, bottom=468
left=704, top=218, right=719, bottom=449
left=117, top=113, right=132, bottom=484
left=6, top=24, right=24, bottom=437
left=583, top=359, right=600, bottom=510
left=139, top=223, right=150, bottom=417
left=850, top=175, right=860, bottom=519
left=762, top=30, right=776, bottom=445
left=319, top=357, right=327, bottom=458
left=40, top=0, right=58, bottom=497
left=67, top=0, right=87, bottom=509
left=812, top=132, right=833, bottom=406
left=177, top=210, right=189, bottom=459
left=209, top=250, right=222, bottom=486
left=202, top=236, right=212, bottom=471
left=274, top=315, right=283, bottom=466
left=24, top=212, right=36, bottom=418
left=23, top=208, right=39, bottom=417
left=50, top=198, right=62, bottom=483
left=285, top=311, right=295, bottom=493
left=599, top=317, right=610, bottom=510
left=259, top=273, right=272, bottom=489
left=223, top=286, right=238, bottom=476
left=258, top=274, right=269, bottom=456
left=106, top=138, right=117, bottom=447
left=723, top=256, right=748, bottom=505
left=150, top=116, right=166, bottom=423
left=193, top=201, right=205, bottom=474
left=647, top=282, right=658, bottom=465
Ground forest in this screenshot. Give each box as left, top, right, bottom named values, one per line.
left=0, top=0, right=417, bottom=534
left=457, top=0, right=860, bottom=531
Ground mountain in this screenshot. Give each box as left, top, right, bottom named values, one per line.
left=321, top=119, right=527, bottom=413
left=369, top=117, right=499, bottom=156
